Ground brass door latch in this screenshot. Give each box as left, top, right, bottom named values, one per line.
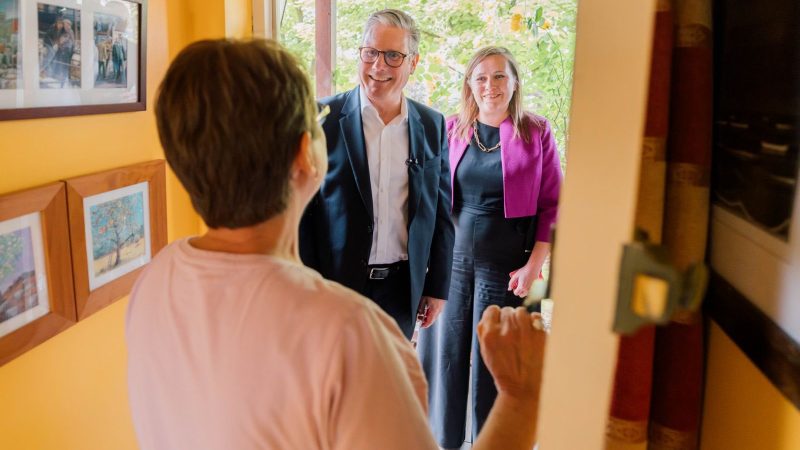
left=613, top=230, right=708, bottom=335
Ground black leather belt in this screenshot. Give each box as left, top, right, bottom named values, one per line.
left=367, top=261, right=408, bottom=280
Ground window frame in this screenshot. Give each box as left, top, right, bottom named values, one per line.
left=256, top=0, right=335, bottom=97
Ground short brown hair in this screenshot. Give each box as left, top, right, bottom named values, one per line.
left=155, top=39, right=316, bottom=228
left=363, top=9, right=420, bottom=55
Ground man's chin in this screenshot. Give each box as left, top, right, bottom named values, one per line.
left=366, top=82, right=390, bottom=91
left=364, top=83, right=394, bottom=98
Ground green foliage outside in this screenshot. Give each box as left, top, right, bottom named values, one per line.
left=280, top=0, right=576, bottom=164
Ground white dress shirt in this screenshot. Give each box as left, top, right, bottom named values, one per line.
left=359, top=88, right=410, bottom=265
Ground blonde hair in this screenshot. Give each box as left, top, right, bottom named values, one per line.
left=453, top=46, right=535, bottom=144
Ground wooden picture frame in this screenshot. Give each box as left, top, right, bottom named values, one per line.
left=0, top=0, right=148, bottom=121
left=65, top=160, right=166, bottom=319
left=0, top=182, right=75, bottom=366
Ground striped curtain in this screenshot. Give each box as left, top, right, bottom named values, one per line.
left=605, top=0, right=712, bottom=448
left=649, top=0, right=712, bottom=447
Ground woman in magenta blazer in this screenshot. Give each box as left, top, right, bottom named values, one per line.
left=417, top=46, right=562, bottom=448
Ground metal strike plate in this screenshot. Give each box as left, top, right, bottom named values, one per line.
left=613, top=232, right=709, bottom=335
left=614, top=241, right=683, bottom=335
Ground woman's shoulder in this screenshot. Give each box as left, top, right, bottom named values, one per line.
left=285, top=265, right=387, bottom=318
left=522, top=111, right=550, bottom=130
left=445, top=114, right=462, bottom=137
left=515, top=112, right=552, bottom=145
left=290, top=269, right=410, bottom=343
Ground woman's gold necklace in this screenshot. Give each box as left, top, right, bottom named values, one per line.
left=472, top=122, right=501, bottom=153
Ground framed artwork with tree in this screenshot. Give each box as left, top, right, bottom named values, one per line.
left=65, top=160, right=166, bottom=319
left=0, top=182, right=75, bottom=366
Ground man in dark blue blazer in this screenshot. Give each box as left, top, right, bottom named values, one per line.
left=300, top=9, right=454, bottom=339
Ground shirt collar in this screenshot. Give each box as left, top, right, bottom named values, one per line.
left=359, top=87, right=408, bottom=124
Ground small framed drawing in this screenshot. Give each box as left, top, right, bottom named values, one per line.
left=0, top=182, right=75, bottom=366
left=65, top=160, right=166, bottom=319
left=0, top=0, right=147, bottom=121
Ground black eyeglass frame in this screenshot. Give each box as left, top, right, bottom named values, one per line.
left=358, top=47, right=410, bottom=68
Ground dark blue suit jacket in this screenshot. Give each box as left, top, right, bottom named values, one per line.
left=300, top=87, right=455, bottom=315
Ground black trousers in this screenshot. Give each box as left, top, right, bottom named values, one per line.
left=418, top=208, right=532, bottom=447
left=362, top=262, right=414, bottom=339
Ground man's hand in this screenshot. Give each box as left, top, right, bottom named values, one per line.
left=419, top=296, right=446, bottom=328
left=477, top=305, right=546, bottom=398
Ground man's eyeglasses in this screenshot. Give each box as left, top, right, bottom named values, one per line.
left=358, top=47, right=408, bottom=68
left=316, top=104, right=330, bottom=127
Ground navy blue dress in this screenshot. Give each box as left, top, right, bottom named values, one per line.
left=418, top=121, right=536, bottom=447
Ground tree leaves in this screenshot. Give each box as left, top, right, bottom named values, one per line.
left=0, top=232, right=24, bottom=281
left=90, top=194, right=144, bottom=261
left=447, top=12, right=485, bottom=34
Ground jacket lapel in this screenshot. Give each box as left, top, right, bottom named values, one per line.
left=448, top=124, right=471, bottom=213
left=407, top=102, right=424, bottom=224
left=339, top=87, right=374, bottom=220
left=499, top=115, right=522, bottom=191
left=449, top=126, right=471, bottom=180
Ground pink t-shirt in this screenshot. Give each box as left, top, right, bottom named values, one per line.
left=126, top=239, right=437, bottom=450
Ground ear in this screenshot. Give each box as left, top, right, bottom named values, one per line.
left=410, top=53, right=420, bottom=74
left=292, top=131, right=318, bottom=180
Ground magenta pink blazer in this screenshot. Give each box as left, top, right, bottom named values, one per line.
left=447, top=113, right=563, bottom=243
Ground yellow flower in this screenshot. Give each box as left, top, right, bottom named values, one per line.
left=542, top=19, right=552, bottom=30
left=425, top=80, right=435, bottom=93
left=510, top=13, right=523, bottom=32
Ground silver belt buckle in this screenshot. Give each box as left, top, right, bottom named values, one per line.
left=369, top=267, right=390, bottom=280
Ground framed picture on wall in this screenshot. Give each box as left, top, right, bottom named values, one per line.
left=65, top=160, right=166, bottom=319
left=83, top=180, right=152, bottom=292
left=708, top=0, right=800, bottom=409
left=0, top=0, right=147, bottom=121
left=0, top=182, right=75, bottom=366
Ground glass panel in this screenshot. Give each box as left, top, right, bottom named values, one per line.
left=279, top=0, right=317, bottom=90
left=279, top=0, right=577, bottom=157
left=0, top=0, right=142, bottom=111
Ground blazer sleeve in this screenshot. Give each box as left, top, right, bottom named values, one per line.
left=422, top=115, right=455, bottom=299
left=535, top=118, right=563, bottom=243
left=299, top=101, right=332, bottom=271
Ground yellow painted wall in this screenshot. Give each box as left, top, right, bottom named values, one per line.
left=225, top=0, right=254, bottom=38
left=701, top=322, right=800, bottom=449
left=0, top=0, right=237, bottom=448
left=166, top=0, right=227, bottom=58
